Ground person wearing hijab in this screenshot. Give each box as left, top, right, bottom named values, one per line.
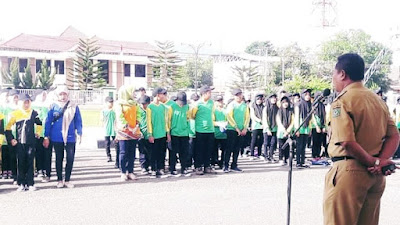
left=6, top=93, right=42, bottom=191
left=115, top=85, right=141, bottom=181
left=262, top=94, right=279, bottom=163
left=43, top=86, right=82, bottom=188
left=311, top=91, right=327, bottom=160
left=249, top=94, right=264, bottom=159
left=294, top=89, right=312, bottom=168
left=32, top=90, right=51, bottom=182
left=276, top=96, right=294, bottom=165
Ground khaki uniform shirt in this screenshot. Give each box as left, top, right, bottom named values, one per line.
left=328, top=82, right=398, bottom=157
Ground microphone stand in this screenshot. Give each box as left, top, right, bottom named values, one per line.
left=284, top=100, right=322, bottom=225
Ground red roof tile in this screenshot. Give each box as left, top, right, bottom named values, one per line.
left=0, top=27, right=157, bottom=57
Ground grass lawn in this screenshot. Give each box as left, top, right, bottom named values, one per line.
left=81, top=109, right=102, bottom=127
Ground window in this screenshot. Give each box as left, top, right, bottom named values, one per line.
left=54, top=60, right=65, bottom=74
left=98, top=60, right=109, bottom=83
left=19, top=58, right=28, bottom=72
left=36, top=59, right=51, bottom=73
left=124, top=64, right=131, bottom=77
left=135, top=64, right=146, bottom=77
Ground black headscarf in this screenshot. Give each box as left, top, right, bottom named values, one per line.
left=266, top=95, right=279, bottom=128
left=313, top=92, right=326, bottom=126
left=299, top=90, right=312, bottom=128
left=252, top=95, right=264, bottom=120
left=278, top=97, right=293, bottom=128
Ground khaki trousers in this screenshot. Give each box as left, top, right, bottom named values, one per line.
left=323, top=159, right=386, bottom=225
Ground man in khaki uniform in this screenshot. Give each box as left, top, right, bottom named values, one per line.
left=323, top=53, right=399, bottom=225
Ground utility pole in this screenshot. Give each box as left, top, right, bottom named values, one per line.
left=312, top=0, right=337, bottom=28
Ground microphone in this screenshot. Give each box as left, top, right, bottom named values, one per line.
left=312, top=89, right=331, bottom=106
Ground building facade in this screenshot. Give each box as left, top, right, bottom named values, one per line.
left=0, top=26, right=156, bottom=90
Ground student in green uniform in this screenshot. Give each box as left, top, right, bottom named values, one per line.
left=2, top=89, right=19, bottom=183
left=169, top=92, right=191, bottom=176
left=0, top=90, right=11, bottom=179
left=147, top=87, right=171, bottom=178
left=102, top=96, right=116, bottom=162
left=262, top=94, right=279, bottom=163
left=213, top=95, right=227, bottom=169
left=188, top=93, right=199, bottom=170
left=294, top=89, right=312, bottom=168
left=250, top=94, right=264, bottom=159
left=32, top=90, right=50, bottom=182
left=137, top=95, right=151, bottom=174
left=225, top=89, right=250, bottom=173
left=191, top=85, right=216, bottom=175
left=276, top=96, right=294, bottom=165
left=311, top=91, right=327, bottom=160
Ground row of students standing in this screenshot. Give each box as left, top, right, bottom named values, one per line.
left=0, top=86, right=82, bottom=191
left=105, top=85, right=251, bottom=180
left=102, top=85, right=334, bottom=180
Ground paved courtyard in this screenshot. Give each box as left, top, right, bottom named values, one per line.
left=1, top=128, right=399, bottom=225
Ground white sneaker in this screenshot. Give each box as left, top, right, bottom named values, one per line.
left=37, top=170, right=44, bottom=178
left=121, top=173, right=128, bottom=181
left=56, top=181, right=64, bottom=188
left=127, top=173, right=137, bottom=180
left=28, top=186, right=37, bottom=191
left=64, top=182, right=75, bottom=188
left=16, top=185, right=25, bottom=192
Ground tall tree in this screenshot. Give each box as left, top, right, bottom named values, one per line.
left=284, top=75, right=331, bottom=93
left=68, top=38, right=106, bottom=90
left=20, top=62, right=37, bottom=89
left=245, top=41, right=278, bottom=56
left=1, top=57, right=21, bottom=88
left=36, top=59, right=55, bottom=90
left=319, top=29, right=392, bottom=92
left=150, top=40, right=181, bottom=88
left=230, top=64, right=260, bottom=92
left=272, top=43, right=312, bottom=86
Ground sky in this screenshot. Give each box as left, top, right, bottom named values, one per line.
left=0, top=0, right=399, bottom=53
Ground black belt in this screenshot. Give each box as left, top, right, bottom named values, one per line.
left=331, top=154, right=379, bottom=162
left=331, top=156, right=355, bottom=162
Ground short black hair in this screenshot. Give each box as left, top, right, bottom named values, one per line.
left=335, top=53, right=365, bottom=81
left=139, top=87, right=146, bottom=92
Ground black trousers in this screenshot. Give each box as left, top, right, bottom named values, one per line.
left=263, top=132, right=277, bottom=159
left=105, top=136, right=115, bottom=158
left=240, top=131, right=251, bottom=155
left=114, top=141, right=120, bottom=167
left=8, top=144, right=17, bottom=180
left=194, top=132, right=214, bottom=169
left=16, top=144, right=35, bottom=186
left=188, top=137, right=195, bottom=167
left=44, top=142, right=53, bottom=177
left=296, top=134, right=308, bottom=165
left=225, top=130, right=244, bottom=169
left=149, top=137, right=166, bottom=171
left=138, top=138, right=150, bottom=170
left=53, top=142, right=76, bottom=182
left=1, top=145, right=10, bottom=172
left=212, top=138, right=226, bottom=166
left=35, top=137, right=46, bottom=172
left=311, top=129, right=323, bottom=158
left=170, top=136, right=189, bottom=172
left=250, top=129, right=263, bottom=157
left=278, top=138, right=290, bottom=162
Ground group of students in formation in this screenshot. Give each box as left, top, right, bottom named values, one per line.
left=0, top=86, right=82, bottom=191
left=1, top=83, right=398, bottom=191
left=101, top=85, right=333, bottom=182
